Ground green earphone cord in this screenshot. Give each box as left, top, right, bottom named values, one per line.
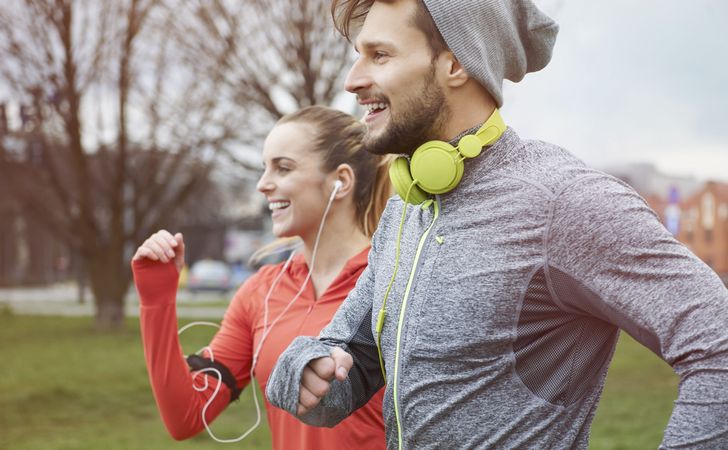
left=376, top=179, right=418, bottom=381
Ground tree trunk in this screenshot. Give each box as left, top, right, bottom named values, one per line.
left=87, top=252, right=131, bottom=330
left=77, top=259, right=86, bottom=304
left=94, top=298, right=125, bottom=330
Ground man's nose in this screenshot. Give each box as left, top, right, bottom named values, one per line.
left=344, top=58, right=371, bottom=94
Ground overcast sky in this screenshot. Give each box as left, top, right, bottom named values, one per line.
left=3, top=1, right=724, bottom=184
left=501, top=0, right=728, bottom=181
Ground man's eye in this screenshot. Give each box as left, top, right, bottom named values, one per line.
left=373, top=51, right=388, bottom=62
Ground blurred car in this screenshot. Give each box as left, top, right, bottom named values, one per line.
left=187, top=260, right=232, bottom=293
left=229, top=263, right=254, bottom=289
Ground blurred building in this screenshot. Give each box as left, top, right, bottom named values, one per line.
left=676, top=181, right=728, bottom=276
left=607, top=164, right=728, bottom=283
left=605, top=162, right=702, bottom=200
left=637, top=180, right=728, bottom=282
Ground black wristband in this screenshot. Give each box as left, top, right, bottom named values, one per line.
left=186, top=354, right=242, bottom=403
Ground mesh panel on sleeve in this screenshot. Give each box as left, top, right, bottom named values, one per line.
left=514, top=268, right=618, bottom=406
left=346, top=308, right=386, bottom=411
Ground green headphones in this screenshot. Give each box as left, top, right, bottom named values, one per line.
left=388, top=108, right=506, bottom=204
left=374, top=109, right=508, bottom=383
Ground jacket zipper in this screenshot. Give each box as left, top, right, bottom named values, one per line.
left=393, top=196, right=440, bottom=449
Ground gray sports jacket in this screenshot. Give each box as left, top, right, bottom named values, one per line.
left=267, top=128, right=728, bottom=449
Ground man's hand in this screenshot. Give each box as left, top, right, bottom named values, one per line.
left=297, top=347, right=353, bottom=416
left=132, top=230, right=185, bottom=273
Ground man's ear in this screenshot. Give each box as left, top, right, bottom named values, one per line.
left=442, top=52, right=469, bottom=88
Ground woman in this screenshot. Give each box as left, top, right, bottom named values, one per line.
left=131, top=106, right=390, bottom=449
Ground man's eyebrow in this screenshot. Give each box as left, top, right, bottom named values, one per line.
left=354, top=40, right=394, bottom=53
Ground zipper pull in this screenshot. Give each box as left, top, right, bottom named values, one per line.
left=376, top=308, right=386, bottom=334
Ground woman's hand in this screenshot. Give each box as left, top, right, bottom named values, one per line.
left=133, top=230, right=186, bottom=273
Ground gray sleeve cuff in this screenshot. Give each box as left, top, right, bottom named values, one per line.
left=266, top=336, right=331, bottom=415
left=265, top=336, right=353, bottom=426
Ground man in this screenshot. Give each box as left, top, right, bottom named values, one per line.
left=267, top=1, right=728, bottom=448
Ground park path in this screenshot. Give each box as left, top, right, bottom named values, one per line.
left=0, top=283, right=227, bottom=318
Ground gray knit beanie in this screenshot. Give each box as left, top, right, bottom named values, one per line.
left=422, top=0, right=558, bottom=107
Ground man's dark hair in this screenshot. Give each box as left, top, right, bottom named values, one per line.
left=331, top=0, right=448, bottom=59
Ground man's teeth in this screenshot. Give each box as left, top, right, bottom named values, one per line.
left=366, top=103, right=387, bottom=113
left=269, top=201, right=290, bottom=210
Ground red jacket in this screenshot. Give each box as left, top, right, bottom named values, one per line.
left=132, top=248, right=385, bottom=450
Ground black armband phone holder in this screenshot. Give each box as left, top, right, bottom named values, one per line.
left=186, top=354, right=242, bottom=403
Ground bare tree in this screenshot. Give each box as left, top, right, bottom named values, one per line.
left=170, top=0, right=353, bottom=144
left=0, top=0, right=353, bottom=329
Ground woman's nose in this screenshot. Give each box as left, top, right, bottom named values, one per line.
left=256, top=173, right=274, bottom=193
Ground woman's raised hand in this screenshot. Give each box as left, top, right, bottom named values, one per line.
left=132, top=230, right=186, bottom=273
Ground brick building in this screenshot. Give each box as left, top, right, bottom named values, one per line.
left=642, top=180, right=728, bottom=280
left=676, top=181, right=728, bottom=275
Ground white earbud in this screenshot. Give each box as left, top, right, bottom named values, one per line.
left=330, top=180, right=343, bottom=201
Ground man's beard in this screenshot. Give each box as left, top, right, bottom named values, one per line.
left=363, top=70, right=449, bottom=156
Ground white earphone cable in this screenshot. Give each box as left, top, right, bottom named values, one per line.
left=177, top=181, right=342, bottom=443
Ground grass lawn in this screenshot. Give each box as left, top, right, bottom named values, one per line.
left=1, top=312, right=270, bottom=450
left=1, top=310, right=677, bottom=449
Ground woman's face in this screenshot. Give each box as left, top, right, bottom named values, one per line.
left=257, top=121, right=332, bottom=239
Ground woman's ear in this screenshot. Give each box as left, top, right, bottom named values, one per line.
left=331, top=163, right=355, bottom=199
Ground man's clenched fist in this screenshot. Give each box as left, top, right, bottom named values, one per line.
left=297, top=347, right=353, bottom=416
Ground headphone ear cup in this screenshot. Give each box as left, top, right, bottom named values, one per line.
left=389, top=157, right=429, bottom=205
left=410, top=141, right=464, bottom=195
